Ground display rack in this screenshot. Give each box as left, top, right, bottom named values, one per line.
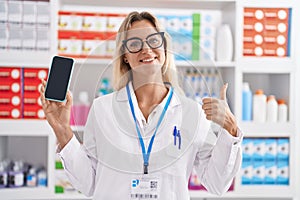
left=0, top=0, right=299, bottom=199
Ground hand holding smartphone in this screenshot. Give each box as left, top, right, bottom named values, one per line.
left=45, top=56, right=74, bottom=102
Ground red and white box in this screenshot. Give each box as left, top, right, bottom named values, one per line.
left=23, top=68, right=48, bottom=119
left=0, top=67, right=22, bottom=119
left=243, top=7, right=290, bottom=57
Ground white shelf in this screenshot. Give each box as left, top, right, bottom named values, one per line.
left=52, top=193, right=91, bottom=200
left=0, top=51, right=53, bottom=68
left=73, top=59, right=236, bottom=68
left=1, top=188, right=91, bottom=200
left=74, top=58, right=112, bottom=66
left=60, top=0, right=236, bottom=10
left=239, top=121, right=294, bottom=137
left=190, top=185, right=293, bottom=198
left=0, top=120, right=53, bottom=136
left=240, top=0, right=296, bottom=8
left=239, top=57, right=296, bottom=73
left=0, top=187, right=53, bottom=200
left=176, top=60, right=236, bottom=68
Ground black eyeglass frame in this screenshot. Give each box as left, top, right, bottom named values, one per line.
left=122, top=32, right=165, bottom=53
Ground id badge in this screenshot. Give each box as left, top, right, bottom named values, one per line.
left=130, top=175, right=161, bottom=199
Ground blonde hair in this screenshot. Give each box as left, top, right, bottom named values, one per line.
left=112, top=11, right=182, bottom=93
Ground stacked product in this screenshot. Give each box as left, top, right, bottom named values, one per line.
left=58, top=11, right=127, bottom=59
left=243, top=8, right=291, bottom=57
left=241, top=138, right=289, bottom=185
left=0, top=160, right=47, bottom=188
left=0, top=67, right=48, bottom=119
left=0, top=0, right=50, bottom=51
left=242, top=82, right=288, bottom=122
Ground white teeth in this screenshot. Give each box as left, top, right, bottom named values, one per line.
left=142, top=58, right=154, bottom=62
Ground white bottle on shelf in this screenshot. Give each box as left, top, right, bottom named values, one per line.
left=266, top=95, right=278, bottom=122
left=216, top=24, right=233, bottom=61
left=242, top=82, right=252, bottom=121
left=253, top=89, right=267, bottom=123
left=278, top=99, right=288, bottom=122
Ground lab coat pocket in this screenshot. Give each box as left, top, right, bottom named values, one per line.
left=163, top=133, right=190, bottom=177
left=166, top=127, right=193, bottom=159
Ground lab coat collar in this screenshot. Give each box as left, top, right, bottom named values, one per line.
left=115, top=81, right=181, bottom=108
left=112, top=81, right=181, bottom=137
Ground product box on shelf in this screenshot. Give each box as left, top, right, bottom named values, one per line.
left=264, top=161, right=277, bottom=184
left=0, top=67, right=49, bottom=119
left=0, top=67, right=22, bottom=119
left=82, top=14, right=107, bottom=32
left=243, top=8, right=291, bottom=57
left=23, top=68, right=48, bottom=119
left=22, top=27, right=36, bottom=51
left=242, top=138, right=254, bottom=162
left=276, top=160, right=289, bottom=185
left=7, top=0, right=22, bottom=24
left=36, top=27, right=50, bottom=51
left=36, top=1, right=50, bottom=25
left=58, top=12, right=83, bottom=31
left=241, top=161, right=253, bottom=185
left=0, top=1, right=8, bottom=22
left=22, top=1, right=36, bottom=24
left=0, top=23, right=8, bottom=49
left=240, top=137, right=290, bottom=185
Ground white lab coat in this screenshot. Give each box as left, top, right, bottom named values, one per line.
left=58, top=82, right=243, bottom=200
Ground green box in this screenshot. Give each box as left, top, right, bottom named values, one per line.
left=192, top=13, right=200, bottom=25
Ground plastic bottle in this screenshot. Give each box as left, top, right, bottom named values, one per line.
left=37, top=168, right=47, bottom=187
left=253, top=89, right=267, bottom=123
left=184, top=69, right=192, bottom=97
left=199, top=69, right=206, bottom=98
left=216, top=24, right=233, bottom=61
left=8, top=161, right=24, bottom=187
left=242, top=82, right=252, bottom=121
left=277, top=99, right=288, bottom=122
left=26, top=167, right=37, bottom=187
left=0, top=162, right=8, bottom=188
left=70, top=91, right=90, bottom=126
left=266, top=95, right=278, bottom=122
left=202, top=69, right=209, bottom=98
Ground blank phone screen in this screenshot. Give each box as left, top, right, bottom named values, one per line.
left=45, top=56, right=74, bottom=101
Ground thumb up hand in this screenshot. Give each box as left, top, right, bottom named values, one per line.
left=202, top=83, right=238, bottom=137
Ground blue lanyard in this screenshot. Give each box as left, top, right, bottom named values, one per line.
left=126, top=83, right=173, bottom=174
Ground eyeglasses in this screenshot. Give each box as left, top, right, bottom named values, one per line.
left=122, top=32, right=165, bottom=53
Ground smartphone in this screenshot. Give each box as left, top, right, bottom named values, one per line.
left=45, top=56, right=74, bottom=102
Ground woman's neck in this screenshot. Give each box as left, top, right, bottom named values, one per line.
left=132, top=81, right=168, bottom=120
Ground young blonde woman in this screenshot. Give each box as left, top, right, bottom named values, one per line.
left=40, top=11, right=242, bottom=200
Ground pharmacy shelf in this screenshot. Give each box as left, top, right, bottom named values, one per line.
left=0, top=187, right=53, bottom=200
left=1, top=188, right=91, bottom=200
left=190, top=185, right=293, bottom=199
left=73, top=58, right=236, bottom=68
left=239, top=121, right=294, bottom=137
left=0, top=51, right=53, bottom=68
left=0, top=123, right=56, bottom=200
left=52, top=193, right=91, bottom=200
left=239, top=58, right=296, bottom=73
left=240, top=0, right=296, bottom=8
left=73, top=58, right=112, bottom=66
left=0, top=120, right=53, bottom=136
left=60, top=0, right=236, bottom=10
left=176, top=60, right=236, bottom=68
